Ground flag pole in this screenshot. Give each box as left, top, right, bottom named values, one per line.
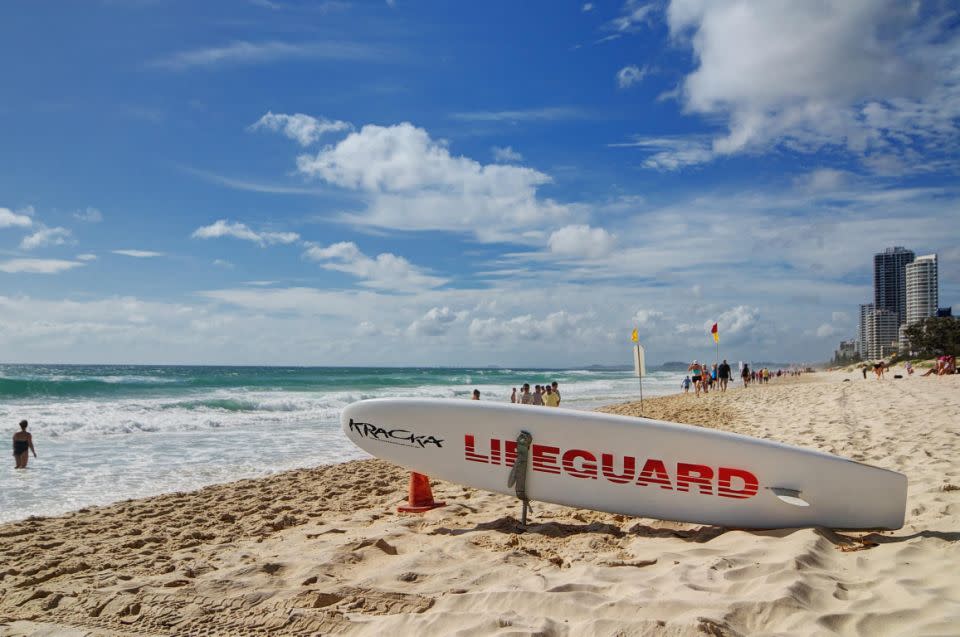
left=637, top=340, right=644, bottom=416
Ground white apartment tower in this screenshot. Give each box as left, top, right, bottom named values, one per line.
left=905, top=254, right=938, bottom=325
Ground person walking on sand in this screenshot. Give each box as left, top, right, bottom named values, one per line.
left=543, top=385, right=560, bottom=407
left=862, top=364, right=869, bottom=379
left=741, top=363, right=751, bottom=387
left=718, top=359, right=731, bottom=392
left=510, top=387, right=517, bottom=403
left=688, top=360, right=703, bottom=397
left=681, top=375, right=692, bottom=394
left=551, top=381, right=561, bottom=405
left=532, top=385, right=544, bottom=406
left=13, top=420, right=36, bottom=469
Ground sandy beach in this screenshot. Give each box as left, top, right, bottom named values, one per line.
left=1, top=370, right=957, bottom=636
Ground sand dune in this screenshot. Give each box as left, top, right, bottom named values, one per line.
left=2, top=370, right=957, bottom=636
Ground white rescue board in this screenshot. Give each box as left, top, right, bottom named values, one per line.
left=340, top=399, right=906, bottom=530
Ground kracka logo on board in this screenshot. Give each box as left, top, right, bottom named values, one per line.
left=348, top=419, right=444, bottom=449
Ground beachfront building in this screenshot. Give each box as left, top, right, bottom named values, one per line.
left=833, top=339, right=859, bottom=365
left=865, top=308, right=899, bottom=359
left=874, top=246, right=915, bottom=326
left=858, top=303, right=874, bottom=357
left=905, top=254, right=939, bottom=325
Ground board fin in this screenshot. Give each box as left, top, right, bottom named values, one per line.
left=769, top=487, right=810, bottom=507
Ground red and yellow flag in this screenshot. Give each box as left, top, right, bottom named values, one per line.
left=711, top=323, right=719, bottom=343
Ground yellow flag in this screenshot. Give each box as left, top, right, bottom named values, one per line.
left=631, top=328, right=638, bottom=342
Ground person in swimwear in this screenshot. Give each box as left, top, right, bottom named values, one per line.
left=13, top=420, right=36, bottom=469
left=688, top=360, right=703, bottom=396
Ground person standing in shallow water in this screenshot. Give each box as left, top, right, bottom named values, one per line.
left=13, top=420, right=36, bottom=469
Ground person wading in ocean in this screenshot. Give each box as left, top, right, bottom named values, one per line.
left=13, top=420, right=37, bottom=469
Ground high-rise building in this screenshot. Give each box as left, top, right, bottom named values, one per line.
left=906, top=254, right=938, bottom=325
left=858, top=303, right=874, bottom=356
left=865, top=308, right=898, bottom=359
left=874, top=246, right=915, bottom=326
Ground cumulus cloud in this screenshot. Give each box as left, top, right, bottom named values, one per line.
left=249, top=111, right=352, bottom=146
left=0, top=258, right=84, bottom=274
left=468, top=310, right=601, bottom=343
left=548, top=225, right=617, bottom=259
left=666, top=0, right=960, bottom=171
left=112, top=250, right=165, bottom=258
left=191, top=219, right=300, bottom=245
left=632, top=309, right=665, bottom=328
left=296, top=122, right=570, bottom=241
left=492, top=146, right=523, bottom=162
left=20, top=227, right=72, bottom=250
left=616, top=65, right=647, bottom=89
left=0, top=207, right=33, bottom=228
left=73, top=207, right=103, bottom=223
left=816, top=323, right=840, bottom=338
left=408, top=306, right=467, bottom=336
left=303, top=240, right=446, bottom=291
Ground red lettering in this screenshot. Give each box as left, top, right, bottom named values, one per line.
left=562, top=449, right=598, bottom=479
left=717, top=467, right=759, bottom=499
left=504, top=440, right=517, bottom=467
left=532, top=444, right=561, bottom=474
left=676, top=463, right=713, bottom=495
left=601, top=454, right=636, bottom=484
left=490, top=438, right=502, bottom=466
left=636, top=458, right=672, bottom=489
left=464, top=435, right=488, bottom=464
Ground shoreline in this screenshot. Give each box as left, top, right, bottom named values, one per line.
left=2, top=370, right=957, bottom=635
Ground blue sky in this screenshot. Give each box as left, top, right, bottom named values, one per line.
left=1, top=0, right=957, bottom=366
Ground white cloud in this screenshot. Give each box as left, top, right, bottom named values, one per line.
left=296, top=122, right=571, bottom=241
left=616, top=65, right=647, bottom=89
left=149, top=40, right=382, bottom=70
left=249, top=111, right=352, bottom=146
left=408, top=306, right=467, bottom=336
left=0, top=259, right=84, bottom=274
left=632, top=309, right=665, bottom=328
left=213, top=259, right=234, bottom=269
left=191, top=220, right=300, bottom=245
left=831, top=311, right=850, bottom=323
left=76, top=254, right=97, bottom=261
left=492, top=146, right=523, bottom=162
left=468, top=310, right=604, bottom=344
left=582, top=3, right=594, bottom=12
left=112, top=250, right=165, bottom=258
left=73, top=207, right=104, bottom=223
left=303, top=241, right=446, bottom=291
left=603, top=1, right=655, bottom=38
left=0, top=207, right=33, bottom=228
left=666, top=0, right=960, bottom=171
left=20, top=227, right=72, bottom=250
left=816, top=323, right=840, bottom=338
left=609, top=136, right=714, bottom=170
left=449, top=107, right=586, bottom=122
left=794, top=169, right=850, bottom=193
left=548, top=225, right=617, bottom=259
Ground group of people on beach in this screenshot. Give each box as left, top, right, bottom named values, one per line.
left=507, top=382, right=561, bottom=407
left=682, top=359, right=732, bottom=396
left=682, top=360, right=799, bottom=396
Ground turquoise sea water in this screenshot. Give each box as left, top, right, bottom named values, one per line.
left=0, top=365, right=682, bottom=523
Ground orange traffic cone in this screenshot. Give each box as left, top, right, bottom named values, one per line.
left=397, top=472, right=446, bottom=513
